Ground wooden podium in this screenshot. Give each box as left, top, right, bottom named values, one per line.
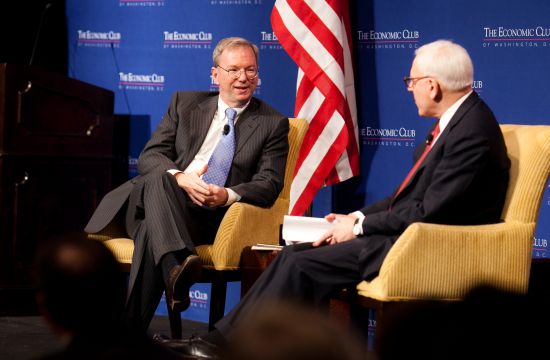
left=0, top=64, right=115, bottom=314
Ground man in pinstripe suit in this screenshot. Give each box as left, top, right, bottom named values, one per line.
left=84, top=37, right=289, bottom=332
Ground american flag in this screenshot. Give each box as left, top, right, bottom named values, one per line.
left=271, top=0, right=359, bottom=216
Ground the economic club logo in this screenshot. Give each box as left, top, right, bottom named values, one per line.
left=162, top=31, right=213, bottom=49
left=119, top=0, right=165, bottom=7
left=77, top=30, right=121, bottom=48
left=361, top=126, right=416, bottom=148
left=118, top=72, right=165, bottom=91
left=259, top=31, right=283, bottom=50
left=357, top=29, right=421, bottom=50
left=483, top=25, right=550, bottom=48
left=209, top=0, right=264, bottom=5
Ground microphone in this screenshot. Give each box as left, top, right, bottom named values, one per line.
left=425, top=133, right=434, bottom=144
left=223, top=124, right=230, bottom=135
left=29, top=2, right=52, bottom=66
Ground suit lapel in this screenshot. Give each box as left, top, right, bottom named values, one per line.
left=184, top=95, right=218, bottom=163
left=442, top=91, right=478, bottom=132
left=235, top=98, right=260, bottom=156
left=395, top=92, right=479, bottom=198
left=425, top=91, right=479, bottom=157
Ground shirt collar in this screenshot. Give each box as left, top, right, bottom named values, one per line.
left=217, top=97, right=250, bottom=122
left=438, top=90, right=473, bottom=132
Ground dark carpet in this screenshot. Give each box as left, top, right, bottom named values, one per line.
left=0, top=315, right=208, bottom=360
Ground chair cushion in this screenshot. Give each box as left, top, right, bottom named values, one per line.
left=102, top=238, right=134, bottom=265
left=356, top=221, right=534, bottom=301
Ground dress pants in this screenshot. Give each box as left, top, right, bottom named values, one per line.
left=123, top=172, right=226, bottom=330
left=215, top=238, right=377, bottom=338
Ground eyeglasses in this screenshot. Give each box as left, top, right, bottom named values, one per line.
left=403, top=75, right=430, bottom=89
left=217, top=65, right=258, bottom=80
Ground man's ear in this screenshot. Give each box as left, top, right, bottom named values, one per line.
left=429, top=79, right=442, bottom=102
left=211, top=67, right=220, bottom=85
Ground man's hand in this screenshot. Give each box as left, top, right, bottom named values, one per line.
left=175, top=165, right=210, bottom=206
left=203, top=185, right=229, bottom=208
left=312, top=213, right=357, bottom=247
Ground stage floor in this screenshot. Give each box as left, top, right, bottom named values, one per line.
left=0, top=315, right=208, bottom=360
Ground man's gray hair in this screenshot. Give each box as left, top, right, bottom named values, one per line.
left=212, top=37, right=259, bottom=66
left=414, top=40, right=473, bottom=91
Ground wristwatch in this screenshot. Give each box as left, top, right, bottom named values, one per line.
left=353, top=217, right=362, bottom=236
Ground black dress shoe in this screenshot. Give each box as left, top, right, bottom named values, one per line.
left=152, top=332, right=171, bottom=344
left=165, top=255, right=202, bottom=312
left=161, top=335, right=220, bottom=359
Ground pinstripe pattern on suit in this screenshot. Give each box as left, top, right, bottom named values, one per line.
left=85, top=91, right=289, bottom=329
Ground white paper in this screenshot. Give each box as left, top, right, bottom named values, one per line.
left=282, top=215, right=335, bottom=245
left=251, top=243, right=284, bottom=251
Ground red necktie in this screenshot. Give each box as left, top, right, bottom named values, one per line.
left=394, top=122, right=440, bottom=198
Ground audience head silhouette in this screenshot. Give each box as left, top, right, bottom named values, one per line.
left=34, top=233, right=126, bottom=336
left=222, top=300, right=365, bottom=360
left=376, top=285, right=544, bottom=360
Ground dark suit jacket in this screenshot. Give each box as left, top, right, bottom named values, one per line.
left=85, top=91, right=289, bottom=234
left=356, top=92, right=510, bottom=279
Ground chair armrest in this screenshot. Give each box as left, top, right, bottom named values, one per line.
left=86, top=216, right=128, bottom=241
left=357, top=221, right=535, bottom=301
left=89, top=199, right=289, bottom=270
left=206, top=198, right=289, bottom=269
left=86, top=216, right=133, bottom=267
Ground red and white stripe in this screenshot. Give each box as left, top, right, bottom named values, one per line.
left=271, top=0, right=359, bottom=216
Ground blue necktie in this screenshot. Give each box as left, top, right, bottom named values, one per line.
left=202, top=108, right=237, bottom=187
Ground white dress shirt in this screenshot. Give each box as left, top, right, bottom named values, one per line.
left=167, top=97, right=249, bottom=206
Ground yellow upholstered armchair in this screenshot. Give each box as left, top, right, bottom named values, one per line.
left=89, top=118, right=308, bottom=337
left=355, top=124, right=550, bottom=343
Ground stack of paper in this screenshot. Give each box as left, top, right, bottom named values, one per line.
left=281, top=215, right=335, bottom=245
left=250, top=243, right=283, bottom=251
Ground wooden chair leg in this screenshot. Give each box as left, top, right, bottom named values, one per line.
left=208, top=274, right=227, bottom=331
left=167, top=304, right=182, bottom=339
left=354, top=296, right=385, bottom=354
left=372, top=302, right=384, bottom=351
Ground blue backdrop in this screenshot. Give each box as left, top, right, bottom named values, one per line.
left=67, top=0, right=550, bottom=323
